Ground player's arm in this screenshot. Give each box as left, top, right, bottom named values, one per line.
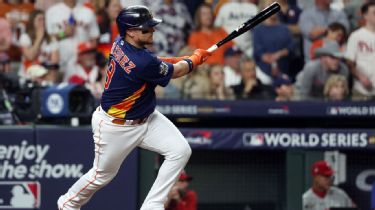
left=171, top=49, right=211, bottom=79
left=158, top=56, right=189, bottom=64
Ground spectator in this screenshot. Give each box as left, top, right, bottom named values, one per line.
left=0, top=0, right=12, bottom=18
left=298, top=0, right=349, bottom=61
left=45, top=0, right=100, bottom=74
left=253, top=0, right=294, bottom=80
left=26, top=64, right=54, bottom=87
left=297, top=0, right=314, bottom=10
left=18, top=9, right=59, bottom=85
left=181, top=65, right=210, bottom=99
left=5, top=0, right=35, bottom=37
left=273, top=75, right=295, bottom=101
left=323, top=74, right=349, bottom=101
left=214, top=0, right=258, bottom=57
left=96, top=0, right=122, bottom=58
left=155, top=78, right=183, bottom=99
left=120, top=0, right=153, bottom=8
left=277, top=0, right=302, bottom=35
left=94, top=51, right=108, bottom=97
left=0, top=52, right=10, bottom=74
left=65, top=42, right=101, bottom=99
left=150, top=0, right=193, bottom=57
left=208, top=64, right=235, bottom=100
left=344, top=0, right=367, bottom=32
left=188, top=3, right=233, bottom=65
left=34, top=0, right=63, bottom=11
left=0, top=18, right=12, bottom=50
left=223, top=46, right=242, bottom=87
left=303, top=160, right=355, bottom=210
left=295, top=41, right=349, bottom=100
left=345, top=1, right=375, bottom=101
left=276, top=0, right=304, bottom=80
left=0, top=18, right=12, bottom=73
left=310, top=22, right=347, bottom=60
left=165, top=170, right=197, bottom=210
left=231, top=57, right=274, bottom=100
left=6, top=0, right=34, bottom=39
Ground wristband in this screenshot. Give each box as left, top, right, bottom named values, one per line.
left=183, top=59, right=193, bottom=73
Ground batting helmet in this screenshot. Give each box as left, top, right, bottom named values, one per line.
left=116, top=5, right=162, bottom=37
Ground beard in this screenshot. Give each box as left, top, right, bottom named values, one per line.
left=139, top=38, right=153, bottom=47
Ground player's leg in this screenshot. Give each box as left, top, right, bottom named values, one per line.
left=58, top=110, right=146, bottom=210
left=139, top=110, right=191, bottom=210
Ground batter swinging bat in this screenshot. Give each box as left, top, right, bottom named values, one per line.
left=207, top=2, right=281, bottom=53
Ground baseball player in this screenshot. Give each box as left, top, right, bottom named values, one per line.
left=302, top=160, right=355, bottom=210
left=57, top=5, right=211, bottom=210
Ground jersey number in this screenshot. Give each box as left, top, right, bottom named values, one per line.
left=104, top=60, right=116, bottom=89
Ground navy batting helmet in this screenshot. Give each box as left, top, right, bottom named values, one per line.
left=116, top=5, right=162, bottom=37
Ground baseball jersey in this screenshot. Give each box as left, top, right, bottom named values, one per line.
left=45, top=2, right=100, bottom=71
left=345, top=27, right=375, bottom=96
left=101, top=37, right=174, bottom=120
left=214, top=1, right=258, bottom=57
left=303, top=186, right=354, bottom=210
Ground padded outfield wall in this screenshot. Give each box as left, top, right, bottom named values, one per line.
left=1, top=99, right=375, bottom=210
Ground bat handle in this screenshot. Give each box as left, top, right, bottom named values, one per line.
left=207, top=45, right=218, bottom=53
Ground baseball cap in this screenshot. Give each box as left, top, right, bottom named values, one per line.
left=179, top=170, right=193, bottom=181
left=77, top=42, right=96, bottom=55
left=27, top=64, right=48, bottom=78
left=314, top=41, right=343, bottom=59
left=224, top=46, right=242, bottom=57
left=311, top=160, right=334, bottom=177
left=273, top=75, right=292, bottom=88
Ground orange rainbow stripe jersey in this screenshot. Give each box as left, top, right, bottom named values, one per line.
left=101, top=37, right=174, bottom=120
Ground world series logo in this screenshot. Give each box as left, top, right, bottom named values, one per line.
left=0, top=181, right=41, bottom=209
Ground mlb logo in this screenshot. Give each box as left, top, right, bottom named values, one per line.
left=243, top=133, right=265, bottom=146
left=328, top=107, right=339, bottom=115
left=0, top=181, right=41, bottom=209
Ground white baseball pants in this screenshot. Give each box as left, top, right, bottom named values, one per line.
left=58, top=107, right=191, bottom=210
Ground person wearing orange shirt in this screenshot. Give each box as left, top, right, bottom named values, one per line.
left=188, top=3, right=232, bottom=65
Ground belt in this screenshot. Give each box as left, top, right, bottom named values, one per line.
left=97, top=106, right=148, bottom=126
left=111, top=117, right=148, bottom=125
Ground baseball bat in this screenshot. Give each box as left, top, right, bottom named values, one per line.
left=207, top=2, right=281, bottom=53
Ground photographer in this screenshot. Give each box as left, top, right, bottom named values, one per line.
left=165, top=170, right=197, bottom=210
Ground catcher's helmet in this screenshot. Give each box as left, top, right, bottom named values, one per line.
left=116, top=5, right=162, bottom=37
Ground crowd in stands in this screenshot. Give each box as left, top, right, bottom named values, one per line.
left=1, top=0, right=375, bottom=102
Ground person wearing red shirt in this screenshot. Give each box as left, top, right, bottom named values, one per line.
left=165, top=170, right=197, bottom=210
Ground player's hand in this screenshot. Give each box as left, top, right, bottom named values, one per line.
left=188, top=49, right=212, bottom=67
